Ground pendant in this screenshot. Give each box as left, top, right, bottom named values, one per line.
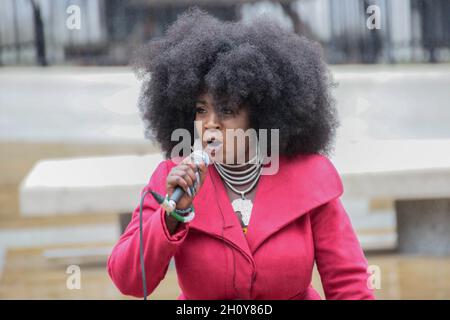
left=231, top=197, right=253, bottom=226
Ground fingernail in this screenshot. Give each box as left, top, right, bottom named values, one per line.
left=195, top=171, right=200, bottom=184
left=193, top=181, right=198, bottom=194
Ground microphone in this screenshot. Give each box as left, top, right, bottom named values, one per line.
left=149, top=150, right=211, bottom=213
left=168, top=150, right=210, bottom=209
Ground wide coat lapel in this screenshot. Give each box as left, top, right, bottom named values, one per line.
left=172, top=153, right=344, bottom=261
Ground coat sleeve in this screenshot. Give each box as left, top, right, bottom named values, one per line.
left=310, top=196, right=375, bottom=300
left=107, top=160, right=190, bottom=298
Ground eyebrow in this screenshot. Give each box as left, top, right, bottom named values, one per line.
left=195, top=100, right=207, bottom=104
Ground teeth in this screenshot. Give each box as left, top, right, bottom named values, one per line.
left=206, top=139, right=221, bottom=147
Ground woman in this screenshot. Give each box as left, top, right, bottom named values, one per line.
left=107, top=8, right=374, bottom=300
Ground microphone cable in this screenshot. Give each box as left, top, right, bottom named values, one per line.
left=139, top=189, right=150, bottom=300
left=138, top=161, right=242, bottom=300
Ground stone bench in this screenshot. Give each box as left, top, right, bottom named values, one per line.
left=18, top=152, right=164, bottom=263
left=334, top=139, right=450, bottom=255
left=19, top=152, right=164, bottom=229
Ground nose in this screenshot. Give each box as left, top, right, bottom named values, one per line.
left=204, top=110, right=221, bottom=130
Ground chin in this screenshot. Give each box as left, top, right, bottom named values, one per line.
left=207, top=147, right=227, bottom=163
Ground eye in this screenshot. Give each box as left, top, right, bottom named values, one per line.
left=195, top=106, right=206, bottom=114
left=223, top=108, right=234, bottom=115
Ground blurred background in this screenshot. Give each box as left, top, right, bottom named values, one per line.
left=1, top=0, right=450, bottom=299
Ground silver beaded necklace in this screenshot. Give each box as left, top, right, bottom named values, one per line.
left=214, top=144, right=263, bottom=227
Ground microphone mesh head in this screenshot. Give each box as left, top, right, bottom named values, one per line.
left=191, top=150, right=211, bottom=166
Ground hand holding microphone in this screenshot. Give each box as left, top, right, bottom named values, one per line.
left=165, top=150, right=210, bottom=211
left=148, top=150, right=210, bottom=231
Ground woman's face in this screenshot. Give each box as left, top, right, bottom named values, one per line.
left=194, top=92, right=254, bottom=165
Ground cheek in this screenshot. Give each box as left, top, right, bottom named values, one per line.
left=222, top=132, right=248, bottom=158
left=194, top=121, right=202, bottom=136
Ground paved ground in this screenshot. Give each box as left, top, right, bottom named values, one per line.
left=2, top=244, right=450, bottom=299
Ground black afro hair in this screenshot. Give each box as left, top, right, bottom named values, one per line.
left=133, top=7, right=339, bottom=159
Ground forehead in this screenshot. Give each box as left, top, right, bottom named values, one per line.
left=195, top=92, right=245, bottom=111
left=195, top=92, right=213, bottom=104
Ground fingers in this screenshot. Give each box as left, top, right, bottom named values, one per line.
left=168, top=163, right=200, bottom=196
left=185, top=156, right=207, bottom=178
left=175, top=164, right=196, bottom=186
left=197, top=161, right=207, bottom=179
left=167, top=174, right=190, bottom=193
left=170, top=172, right=193, bottom=194
left=167, top=156, right=208, bottom=198
left=181, top=157, right=208, bottom=186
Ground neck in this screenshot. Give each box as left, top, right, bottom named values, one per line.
left=219, top=146, right=259, bottom=172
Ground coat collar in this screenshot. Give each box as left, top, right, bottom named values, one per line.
left=168, top=153, right=343, bottom=261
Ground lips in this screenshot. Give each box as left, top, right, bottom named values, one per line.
left=203, top=131, right=222, bottom=146
left=204, top=134, right=223, bottom=155
left=205, top=139, right=223, bottom=154
left=207, top=139, right=222, bottom=147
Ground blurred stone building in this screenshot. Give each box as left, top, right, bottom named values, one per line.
left=0, top=0, right=449, bottom=66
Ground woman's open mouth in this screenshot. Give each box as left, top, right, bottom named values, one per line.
left=205, top=138, right=223, bottom=155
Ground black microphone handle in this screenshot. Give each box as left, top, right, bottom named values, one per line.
left=170, top=186, right=185, bottom=204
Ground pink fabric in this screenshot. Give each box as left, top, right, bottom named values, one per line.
left=107, top=153, right=375, bottom=300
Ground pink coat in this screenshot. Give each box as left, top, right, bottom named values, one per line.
left=107, top=153, right=375, bottom=300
